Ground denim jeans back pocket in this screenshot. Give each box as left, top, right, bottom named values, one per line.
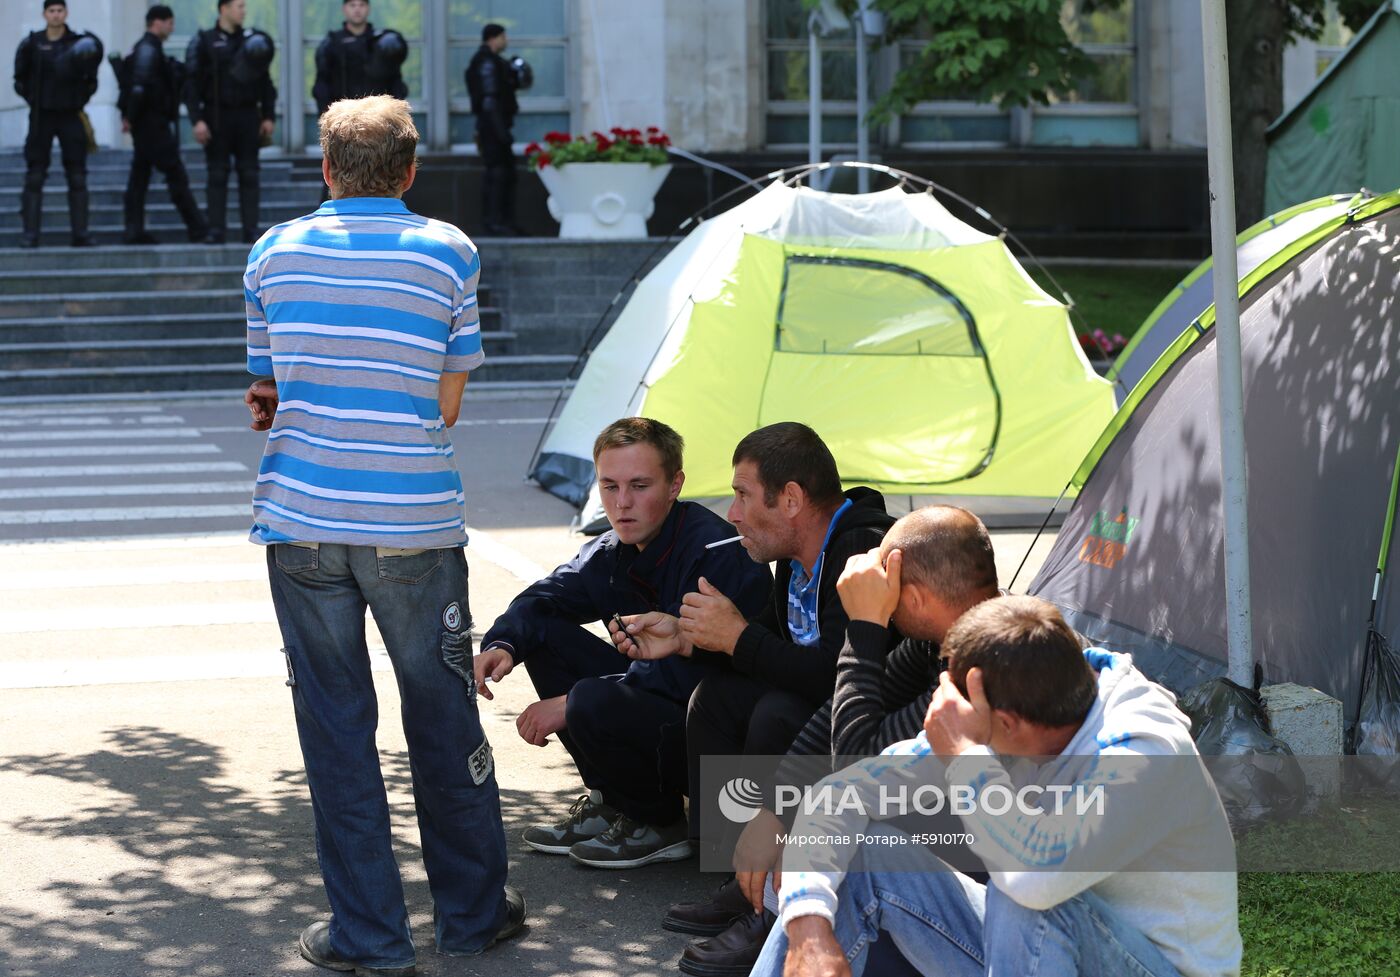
left=376, top=548, right=444, bottom=584
left=274, top=543, right=320, bottom=575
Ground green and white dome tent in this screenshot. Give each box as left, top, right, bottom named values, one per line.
left=1030, top=191, right=1400, bottom=724
left=529, top=164, right=1116, bottom=531
left=1107, top=193, right=1358, bottom=400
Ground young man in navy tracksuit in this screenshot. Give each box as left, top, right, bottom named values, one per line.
left=474, top=417, right=772, bottom=869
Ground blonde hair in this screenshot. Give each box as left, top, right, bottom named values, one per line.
left=319, top=95, right=418, bottom=198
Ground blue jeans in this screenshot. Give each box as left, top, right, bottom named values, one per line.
left=267, top=543, right=508, bottom=969
left=751, top=826, right=1183, bottom=977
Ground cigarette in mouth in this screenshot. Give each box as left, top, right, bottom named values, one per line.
left=705, top=535, right=744, bottom=549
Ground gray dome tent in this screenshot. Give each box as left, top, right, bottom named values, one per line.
left=1030, top=192, right=1400, bottom=724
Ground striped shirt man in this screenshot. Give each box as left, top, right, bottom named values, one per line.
left=244, top=196, right=484, bottom=548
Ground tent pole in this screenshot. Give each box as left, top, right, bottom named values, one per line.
left=809, top=16, right=822, bottom=188
left=1201, top=0, right=1255, bottom=687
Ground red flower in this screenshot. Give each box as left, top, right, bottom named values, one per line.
left=543, top=130, right=571, bottom=146
left=609, top=126, right=627, bottom=136
left=524, top=141, right=541, bottom=156
left=593, top=132, right=613, bottom=151
left=535, top=151, right=552, bottom=167
left=648, top=133, right=671, bottom=147
left=646, top=125, right=659, bottom=133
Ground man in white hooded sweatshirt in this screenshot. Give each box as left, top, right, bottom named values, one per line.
left=751, top=595, right=1242, bottom=977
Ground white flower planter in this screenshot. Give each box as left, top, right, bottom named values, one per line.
left=537, top=161, right=672, bottom=239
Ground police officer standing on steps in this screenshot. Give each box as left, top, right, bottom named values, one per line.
left=313, top=0, right=409, bottom=115
left=13, top=0, right=103, bottom=249
left=117, top=5, right=208, bottom=245
left=466, top=23, right=523, bottom=236
left=184, top=0, right=275, bottom=244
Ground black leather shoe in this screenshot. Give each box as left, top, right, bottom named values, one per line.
left=677, top=908, right=775, bottom=977
left=663, top=877, right=752, bottom=936
left=70, top=234, right=97, bottom=248
left=297, top=920, right=416, bottom=976
left=122, top=231, right=158, bottom=245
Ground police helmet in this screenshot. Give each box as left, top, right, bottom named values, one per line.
left=230, top=30, right=274, bottom=84
left=509, top=56, right=533, bottom=91
left=61, top=33, right=104, bottom=76
left=371, top=29, right=408, bottom=68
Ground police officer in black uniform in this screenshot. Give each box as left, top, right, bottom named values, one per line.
left=13, top=0, right=102, bottom=248
left=312, top=0, right=409, bottom=115
left=466, top=23, right=521, bottom=236
left=184, top=0, right=276, bottom=244
left=117, top=5, right=208, bottom=244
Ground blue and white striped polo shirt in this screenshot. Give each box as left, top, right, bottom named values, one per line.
left=244, top=197, right=484, bottom=548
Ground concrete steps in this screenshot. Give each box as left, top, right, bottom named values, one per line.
left=0, top=151, right=598, bottom=398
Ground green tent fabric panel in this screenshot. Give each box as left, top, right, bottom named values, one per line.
left=759, top=353, right=999, bottom=484
left=1265, top=13, right=1400, bottom=212
left=1362, top=96, right=1400, bottom=192
left=641, top=235, right=786, bottom=499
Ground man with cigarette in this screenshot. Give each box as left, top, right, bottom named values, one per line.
left=612, top=423, right=895, bottom=855
left=242, top=96, right=522, bottom=974
left=475, top=417, right=772, bottom=869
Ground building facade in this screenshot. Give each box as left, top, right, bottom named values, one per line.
left=0, top=0, right=1356, bottom=157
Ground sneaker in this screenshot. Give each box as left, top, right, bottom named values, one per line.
left=435, top=884, right=527, bottom=956
left=297, top=920, right=416, bottom=976
left=568, top=814, right=694, bottom=869
left=522, top=791, right=619, bottom=855
left=663, top=877, right=753, bottom=936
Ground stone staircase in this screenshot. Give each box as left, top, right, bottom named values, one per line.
left=0, top=149, right=581, bottom=398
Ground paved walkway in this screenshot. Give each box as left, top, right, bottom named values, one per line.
left=0, top=394, right=1059, bottom=977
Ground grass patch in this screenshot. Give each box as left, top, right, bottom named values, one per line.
left=1236, top=797, right=1400, bottom=974
left=1027, top=263, right=1189, bottom=340
left=1240, top=872, right=1400, bottom=976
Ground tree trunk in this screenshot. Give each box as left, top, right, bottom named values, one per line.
left=1225, top=0, right=1286, bottom=226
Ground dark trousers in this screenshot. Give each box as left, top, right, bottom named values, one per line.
left=476, top=130, right=516, bottom=231
left=204, top=104, right=262, bottom=241
left=126, top=117, right=207, bottom=240
left=21, top=109, right=87, bottom=242
left=686, top=670, right=817, bottom=841
left=520, top=616, right=688, bottom=824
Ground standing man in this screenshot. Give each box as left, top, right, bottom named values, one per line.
left=312, top=0, right=409, bottom=115
left=185, top=0, right=275, bottom=244
left=465, top=23, right=519, bottom=236
left=117, top=5, right=208, bottom=244
left=242, top=95, right=524, bottom=975
left=13, top=0, right=103, bottom=248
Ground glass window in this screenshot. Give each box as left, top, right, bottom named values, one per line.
left=449, top=0, right=567, bottom=37
left=1315, top=1, right=1355, bottom=75
left=448, top=0, right=569, bottom=148
left=778, top=258, right=978, bottom=357
left=1029, top=0, right=1139, bottom=147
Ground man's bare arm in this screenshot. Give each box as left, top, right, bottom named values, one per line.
left=439, top=372, right=469, bottom=427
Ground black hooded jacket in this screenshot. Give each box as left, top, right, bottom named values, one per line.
left=482, top=500, right=773, bottom=704
left=710, top=487, right=897, bottom=705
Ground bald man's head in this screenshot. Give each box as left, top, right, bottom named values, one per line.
left=882, top=506, right=998, bottom=609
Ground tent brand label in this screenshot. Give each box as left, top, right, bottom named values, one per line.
left=1079, top=509, right=1140, bottom=569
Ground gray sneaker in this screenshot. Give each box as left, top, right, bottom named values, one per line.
left=522, top=791, right=618, bottom=855
left=568, top=814, right=694, bottom=869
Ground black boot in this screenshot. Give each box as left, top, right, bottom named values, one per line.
left=237, top=165, right=261, bottom=243
left=19, top=189, right=42, bottom=249
left=68, top=187, right=96, bottom=247
left=122, top=188, right=156, bottom=245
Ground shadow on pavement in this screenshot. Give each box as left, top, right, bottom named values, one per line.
left=1, top=725, right=706, bottom=977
